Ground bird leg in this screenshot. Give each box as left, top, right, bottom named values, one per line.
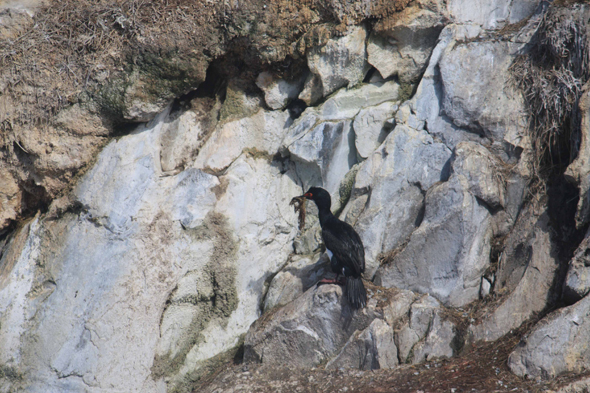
left=317, top=274, right=346, bottom=286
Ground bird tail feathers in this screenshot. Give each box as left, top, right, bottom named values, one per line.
left=346, top=276, right=367, bottom=309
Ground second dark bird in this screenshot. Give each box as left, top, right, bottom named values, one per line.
left=299, top=187, right=367, bottom=309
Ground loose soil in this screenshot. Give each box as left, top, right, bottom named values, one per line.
left=195, top=328, right=589, bottom=393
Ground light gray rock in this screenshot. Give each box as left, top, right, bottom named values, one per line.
left=439, top=40, right=527, bottom=144
left=256, top=71, right=305, bottom=110
left=452, top=142, right=506, bottom=209
left=508, top=294, right=590, bottom=379
left=352, top=124, right=452, bottom=278
left=396, top=295, right=439, bottom=362
left=368, top=5, right=445, bottom=83
left=411, top=24, right=489, bottom=151
left=307, top=25, right=370, bottom=98
left=410, top=310, right=456, bottom=364
left=244, top=284, right=376, bottom=368
left=300, top=81, right=399, bottom=124
left=283, top=80, right=401, bottom=198
left=245, top=285, right=430, bottom=370
left=326, top=318, right=398, bottom=370
left=446, top=0, right=540, bottom=29
left=194, top=108, right=291, bottom=174
left=298, top=73, right=324, bottom=106
left=480, top=277, right=492, bottom=298
left=469, top=210, right=558, bottom=342
left=263, top=253, right=328, bottom=312
left=311, top=80, right=401, bottom=123
left=395, top=295, right=457, bottom=364
left=159, top=98, right=219, bottom=173
left=565, top=83, right=590, bottom=229
left=353, top=101, right=398, bottom=159
left=374, top=169, right=492, bottom=307
left=293, top=222, right=322, bottom=255
left=381, top=289, right=418, bottom=328
left=0, top=107, right=300, bottom=392
left=563, top=231, right=590, bottom=303
left=286, top=119, right=356, bottom=195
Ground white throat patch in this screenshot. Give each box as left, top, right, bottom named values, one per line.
left=326, top=249, right=333, bottom=261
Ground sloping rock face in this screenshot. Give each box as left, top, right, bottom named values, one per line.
left=468, top=209, right=559, bottom=342
left=0, top=106, right=300, bottom=392
left=7, top=0, right=590, bottom=392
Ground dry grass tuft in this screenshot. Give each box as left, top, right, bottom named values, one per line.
left=509, top=5, right=590, bottom=182
left=0, top=0, right=222, bottom=131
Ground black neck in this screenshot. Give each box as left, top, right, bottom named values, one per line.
left=316, top=203, right=333, bottom=227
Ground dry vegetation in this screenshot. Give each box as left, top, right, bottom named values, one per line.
left=0, top=0, right=413, bottom=130
left=510, top=5, right=590, bottom=180
left=0, top=0, right=222, bottom=129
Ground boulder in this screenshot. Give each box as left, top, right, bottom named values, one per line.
left=263, top=253, right=328, bottom=312
left=563, top=231, right=590, bottom=304
left=406, top=304, right=457, bottom=364
left=369, top=4, right=445, bottom=83
left=353, top=101, right=398, bottom=159
left=298, top=73, right=324, bottom=106
left=395, top=295, right=456, bottom=364
left=452, top=142, right=505, bottom=209
left=255, top=72, right=305, bottom=110
left=326, top=318, right=398, bottom=370
left=318, top=80, right=401, bottom=121
left=282, top=79, right=401, bottom=198
left=508, top=294, right=590, bottom=379
left=411, top=24, right=488, bottom=151
left=244, top=284, right=377, bottom=369
left=307, top=25, right=370, bottom=98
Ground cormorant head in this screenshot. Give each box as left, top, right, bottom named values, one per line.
left=301, top=187, right=331, bottom=211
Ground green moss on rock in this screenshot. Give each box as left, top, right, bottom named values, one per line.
left=151, top=211, right=239, bottom=391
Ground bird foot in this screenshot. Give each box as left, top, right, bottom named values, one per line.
left=317, top=277, right=346, bottom=286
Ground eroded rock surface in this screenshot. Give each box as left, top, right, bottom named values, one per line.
left=5, top=1, right=590, bottom=392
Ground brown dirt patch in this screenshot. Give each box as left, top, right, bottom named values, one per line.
left=195, top=327, right=590, bottom=393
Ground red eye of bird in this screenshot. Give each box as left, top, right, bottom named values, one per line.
left=305, top=192, right=313, bottom=198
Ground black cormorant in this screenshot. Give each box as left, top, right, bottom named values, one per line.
left=299, top=187, right=367, bottom=309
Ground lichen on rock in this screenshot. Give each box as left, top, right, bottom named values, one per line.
left=152, top=211, right=239, bottom=388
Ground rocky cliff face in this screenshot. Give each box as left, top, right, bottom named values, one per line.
left=3, top=0, right=590, bottom=392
